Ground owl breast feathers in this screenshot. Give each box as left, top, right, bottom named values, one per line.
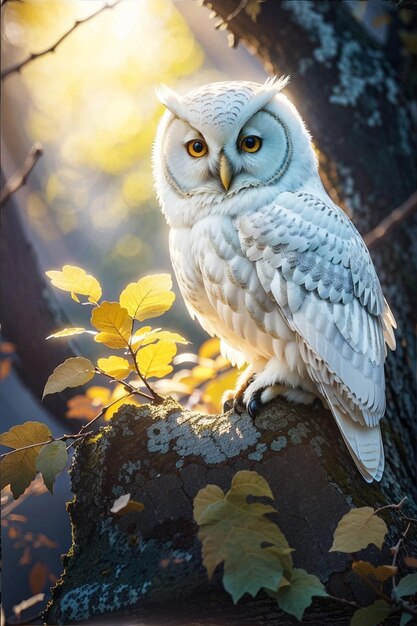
left=152, top=78, right=396, bottom=483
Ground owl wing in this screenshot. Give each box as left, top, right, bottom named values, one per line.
left=235, top=191, right=396, bottom=482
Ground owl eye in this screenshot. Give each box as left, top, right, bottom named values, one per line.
left=186, top=140, right=208, bottom=158
left=239, top=135, right=262, bottom=153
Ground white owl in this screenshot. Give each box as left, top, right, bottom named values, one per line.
left=152, top=78, right=396, bottom=482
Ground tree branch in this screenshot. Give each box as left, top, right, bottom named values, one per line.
left=0, top=143, right=43, bottom=208
left=364, top=191, right=417, bottom=250
left=1, top=1, right=120, bottom=80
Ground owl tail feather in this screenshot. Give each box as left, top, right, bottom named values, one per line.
left=320, top=385, right=384, bottom=483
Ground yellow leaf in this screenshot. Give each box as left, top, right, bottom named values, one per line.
left=0, top=421, right=51, bottom=449
left=46, top=265, right=101, bottom=304
left=194, top=484, right=224, bottom=525
left=352, top=561, right=398, bottom=582
left=136, top=340, right=177, bottom=378
left=205, top=368, right=239, bottom=412
left=0, top=422, right=52, bottom=500
left=131, top=328, right=188, bottom=350
left=46, top=328, right=96, bottom=339
left=97, top=356, right=132, bottom=379
left=199, top=337, right=221, bottom=359
left=231, top=470, right=274, bottom=500
left=101, top=384, right=140, bottom=421
left=330, top=507, right=388, bottom=553
left=43, top=357, right=95, bottom=398
left=91, top=301, right=131, bottom=349
left=86, top=386, right=112, bottom=404
left=103, top=395, right=140, bottom=421
left=119, top=274, right=175, bottom=321
left=110, top=493, right=145, bottom=515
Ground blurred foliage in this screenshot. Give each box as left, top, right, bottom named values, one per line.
left=2, top=0, right=205, bottom=283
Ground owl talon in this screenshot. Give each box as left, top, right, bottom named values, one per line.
left=247, top=391, right=264, bottom=419
left=222, top=398, right=233, bottom=412
left=232, top=396, right=246, bottom=414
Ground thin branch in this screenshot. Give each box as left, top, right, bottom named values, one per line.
left=127, top=320, right=163, bottom=404
left=375, top=497, right=407, bottom=515
left=326, top=595, right=361, bottom=610
left=391, top=522, right=411, bottom=591
left=364, top=191, right=417, bottom=250
left=95, top=368, right=154, bottom=402
left=1, top=1, right=120, bottom=80
left=0, top=143, right=43, bottom=208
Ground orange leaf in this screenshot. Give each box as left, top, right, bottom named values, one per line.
left=29, top=562, right=49, bottom=595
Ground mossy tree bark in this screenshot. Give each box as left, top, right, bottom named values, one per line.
left=45, top=398, right=416, bottom=625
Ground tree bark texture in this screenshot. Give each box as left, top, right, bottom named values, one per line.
left=44, top=398, right=416, bottom=625
left=0, top=194, right=78, bottom=423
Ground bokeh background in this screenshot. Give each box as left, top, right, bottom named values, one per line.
left=1, top=0, right=416, bottom=622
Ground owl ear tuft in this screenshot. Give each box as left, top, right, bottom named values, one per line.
left=156, top=84, right=184, bottom=118
left=238, top=76, right=290, bottom=128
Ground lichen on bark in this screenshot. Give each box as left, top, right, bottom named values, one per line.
left=44, top=397, right=416, bottom=625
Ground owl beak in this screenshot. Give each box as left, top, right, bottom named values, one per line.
left=219, top=154, right=233, bottom=191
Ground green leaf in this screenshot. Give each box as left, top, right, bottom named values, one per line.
left=396, top=573, right=417, bottom=598
left=194, top=471, right=294, bottom=604
left=223, top=539, right=283, bottom=604
left=273, top=568, right=327, bottom=621
left=43, top=356, right=95, bottom=398
left=0, top=421, right=51, bottom=500
left=36, top=441, right=68, bottom=493
left=350, top=600, right=391, bottom=626
left=330, top=507, right=387, bottom=553
left=400, top=613, right=413, bottom=626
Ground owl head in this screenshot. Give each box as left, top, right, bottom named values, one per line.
left=153, top=78, right=318, bottom=228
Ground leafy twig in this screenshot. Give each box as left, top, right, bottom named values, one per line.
left=1, top=1, right=120, bottom=80
left=1, top=143, right=43, bottom=208
left=364, top=191, right=417, bottom=250
left=127, top=321, right=163, bottom=404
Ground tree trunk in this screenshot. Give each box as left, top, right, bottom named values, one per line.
left=0, top=194, right=79, bottom=423
left=44, top=398, right=416, bottom=625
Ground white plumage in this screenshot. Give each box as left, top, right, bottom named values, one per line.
left=153, top=78, right=396, bottom=482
